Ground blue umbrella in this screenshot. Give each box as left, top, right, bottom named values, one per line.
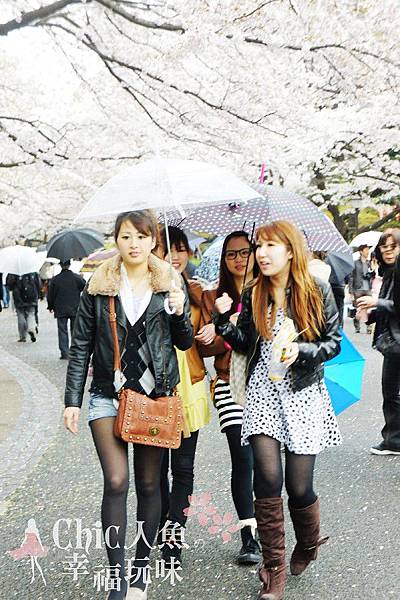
left=325, top=330, right=365, bottom=415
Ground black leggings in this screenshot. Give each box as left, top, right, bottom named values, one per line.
left=250, top=434, right=317, bottom=509
left=160, top=430, right=199, bottom=527
left=381, top=355, right=400, bottom=449
left=90, top=417, right=164, bottom=596
left=225, top=425, right=255, bottom=520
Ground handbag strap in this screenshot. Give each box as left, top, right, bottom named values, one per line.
left=108, top=296, right=121, bottom=372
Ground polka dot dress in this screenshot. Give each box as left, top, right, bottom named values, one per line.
left=242, top=309, right=342, bottom=454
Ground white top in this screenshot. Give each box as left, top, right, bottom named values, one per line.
left=308, top=259, right=331, bottom=283
left=119, top=263, right=152, bottom=325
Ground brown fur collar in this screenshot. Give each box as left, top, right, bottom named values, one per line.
left=87, top=253, right=181, bottom=296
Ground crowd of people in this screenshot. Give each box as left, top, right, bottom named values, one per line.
left=1, top=212, right=400, bottom=600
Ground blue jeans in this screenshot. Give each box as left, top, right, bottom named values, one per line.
left=87, top=392, right=118, bottom=423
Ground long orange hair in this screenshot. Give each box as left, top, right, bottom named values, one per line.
left=251, top=221, right=325, bottom=341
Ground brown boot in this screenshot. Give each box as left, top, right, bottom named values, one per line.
left=289, top=497, right=328, bottom=576
left=254, top=497, right=286, bottom=600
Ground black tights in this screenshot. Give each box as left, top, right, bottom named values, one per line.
left=160, top=430, right=199, bottom=527
left=250, top=435, right=317, bottom=509
left=225, top=425, right=255, bottom=520
left=90, top=417, right=164, bottom=597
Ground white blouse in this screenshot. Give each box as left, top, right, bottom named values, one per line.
left=119, top=263, right=152, bottom=326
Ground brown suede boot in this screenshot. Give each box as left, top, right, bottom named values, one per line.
left=289, top=497, right=328, bottom=576
left=254, top=498, right=286, bottom=600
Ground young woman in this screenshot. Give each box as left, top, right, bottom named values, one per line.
left=357, top=229, right=400, bottom=456
left=63, top=210, right=193, bottom=600
left=160, top=226, right=211, bottom=565
left=214, top=221, right=342, bottom=600
left=198, top=231, right=261, bottom=565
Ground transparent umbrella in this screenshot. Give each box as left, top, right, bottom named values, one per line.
left=75, top=159, right=260, bottom=223
left=0, top=246, right=43, bottom=276
left=75, top=158, right=260, bottom=313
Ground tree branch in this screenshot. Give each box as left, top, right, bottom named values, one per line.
left=0, top=0, right=82, bottom=35
left=356, top=207, right=400, bottom=234
left=95, top=0, right=185, bottom=32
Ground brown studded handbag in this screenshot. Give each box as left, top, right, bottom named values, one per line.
left=109, top=296, right=183, bottom=448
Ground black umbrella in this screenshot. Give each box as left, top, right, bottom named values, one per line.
left=46, top=228, right=104, bottom=262
left=326, top=252, right=354, bottom=284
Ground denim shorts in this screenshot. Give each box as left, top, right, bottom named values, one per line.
left=88, top=392, right=118, bottom=423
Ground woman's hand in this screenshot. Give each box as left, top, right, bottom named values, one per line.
left=168, top=285, right=185, bottom=316
left=195, top=323, right=216, bottom=345
left=281, top=342, right=299, bottom=367
left=64, top=407, right=80, bottom=435
left=357, top=295, right=377, bottom=310
left=215, top=292, right=233, bottom=314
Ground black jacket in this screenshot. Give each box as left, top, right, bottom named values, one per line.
left=47, top=269, right=86, bottom=318
left=6, top=273, right=41, bottom=309
left=368, top=267, right=400, bottom=347
left=349, top=259, right=374, bottom=293
left=214, top=279, right=341, bottom=392
left=64, top=254, right=193, bottom=408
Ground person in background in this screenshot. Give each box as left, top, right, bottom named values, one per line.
left=357, top=229, right=400, bottom=456
left=328, top=269, right=347, bottom=329
left=349, top=244, right=375, bottom=333
left=6, top=272, right=41, bottom=342
left=47, top=260, right=86, bottom=359
left=370, top=251, right=383, bottom=298
left=198, top=231, right=261, bottom=565
left=308, top=250, right=331, bottom=283
left=394, top=253, right=400, bottom=320
left=160, top=226, right=211, bottom=567
left=0, top=273, right=9, bottom=308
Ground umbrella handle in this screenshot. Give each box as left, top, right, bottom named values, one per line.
left=164, top=297, right=177, bottom=315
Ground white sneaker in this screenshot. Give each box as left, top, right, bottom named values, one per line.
left=125, top=587, right=148, bottom=600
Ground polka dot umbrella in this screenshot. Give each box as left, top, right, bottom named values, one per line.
left=170, top=184, right=351, bottom=256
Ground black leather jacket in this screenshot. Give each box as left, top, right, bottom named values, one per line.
left=214, top=279, right=341, bottom=392
left=64, top=254, right=193, bottom=408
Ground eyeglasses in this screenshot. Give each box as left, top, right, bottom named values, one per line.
left=379, top=243, right=397, bottom=252
left=224, top=248, right=252, bottom=260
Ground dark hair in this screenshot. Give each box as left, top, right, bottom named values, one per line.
left=60, top=260, right=71, bottom=269
left=160, top=226, right=191, bottom=256
left=216, top=230, right=258, bottom=311
left=114, top=210, right=160, bottom=254
left=160, top=225, right=201, bottom=307
left=375, top=229, right=400, bottom=273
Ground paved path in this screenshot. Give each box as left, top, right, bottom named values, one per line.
left=0, top=302, right=399, bottom=600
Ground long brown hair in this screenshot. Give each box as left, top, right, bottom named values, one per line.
left=252, top=221, right=325, bottom=341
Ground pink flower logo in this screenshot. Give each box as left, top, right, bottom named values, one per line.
left=208, top=512, right=240, bottom=543
left=182, top=493, right=217, bottom=526
left=183, top=494, right=240, bottom=543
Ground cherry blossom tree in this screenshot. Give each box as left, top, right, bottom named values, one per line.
left=0, top=0, right=398, bottom=244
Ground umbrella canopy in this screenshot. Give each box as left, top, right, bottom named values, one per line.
left=186, top=231, right=207, bottom=251
left=194, top=237, right=224, bottom=283
left=75, top=159, right=261, bottom=222
left=46, top=228, right=104, bottom=262
left=324, top=331, right=365, bottom=415
left=350, top=231, right=382, bottom=249
left=0, top=246, right=43, bottom=276
left=80, top=247, right=119, bottom=273
left=173, top=184, right=351, bottom=257
left=326, top=252, right=354, bottom=284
